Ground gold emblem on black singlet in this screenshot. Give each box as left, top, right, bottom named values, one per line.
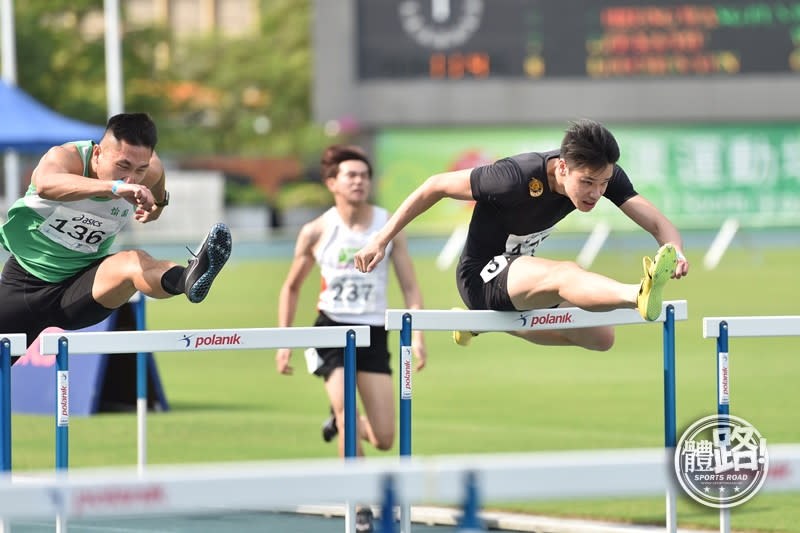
left=528, top=178, right=543, bottom=197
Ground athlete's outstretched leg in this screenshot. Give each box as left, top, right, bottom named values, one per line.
left=508, top=244, right=677, bottom=320
left=92, top=223, right=232, bottom=308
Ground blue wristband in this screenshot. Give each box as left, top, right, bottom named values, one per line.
left=676, top=250, right=686, bottom=261
left=111, top=180, right=124, bottom=195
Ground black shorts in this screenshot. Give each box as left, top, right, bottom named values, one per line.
left=457, top=255, right=522, bottom=311
left=0, top=255, right=115, bottom=351
left=311, top=312, right=391, bottom=381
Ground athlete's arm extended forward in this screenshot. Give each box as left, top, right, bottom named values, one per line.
left=354, top=168, right=473, bottom=273
left=620, top=194, right=690, bottom=279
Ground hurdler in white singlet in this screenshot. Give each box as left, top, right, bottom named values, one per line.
left=314, top=206, right=393, bottom=326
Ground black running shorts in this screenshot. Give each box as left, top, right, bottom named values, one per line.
left=457, top=255, right=522, bottom=311
left=311, top=312, right=391, bottom=381
left=0, top=255, right=115, bottom=352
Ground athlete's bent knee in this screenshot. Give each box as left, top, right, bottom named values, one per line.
left=111, top=249, right=152, bottom=273
left=372, top=428, right=395, bottom=451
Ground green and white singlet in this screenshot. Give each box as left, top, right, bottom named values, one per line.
left=0, top=140, right=134, bottom=282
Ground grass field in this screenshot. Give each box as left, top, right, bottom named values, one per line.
left=8, top=242, right=800, bottom=532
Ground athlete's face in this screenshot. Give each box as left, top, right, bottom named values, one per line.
left=92, top=135, right=152, bottom=184
left=559, top=159, right=613, bottom=212
left=328, top=159, right=371, bottom=204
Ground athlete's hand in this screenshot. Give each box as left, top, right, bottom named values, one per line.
left=673, top=251, right=690, bottom=279
left=412, top=334, right=427, bottom=371
left=134, top=203, right=164, bottom=223
left=114, top=182, right=155, bottom=212
left=276, top=348, right=293, bottom=375
left=354, top=240, right=386, bottom=273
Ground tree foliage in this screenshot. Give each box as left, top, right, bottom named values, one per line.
left=2, top=0, right=331, bottom=159
left=158, top=0, right=330, bottom=160
left=9, top=0, right=169, bottom=126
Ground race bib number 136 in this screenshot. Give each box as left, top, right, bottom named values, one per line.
left=38, top=205, right=122, bottom=253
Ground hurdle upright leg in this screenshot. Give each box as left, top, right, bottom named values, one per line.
left=716, top=322, right=730, bottom=533
left=344, top=329, right=358, bottom=459
left=55, top=338, right=69, bottom=470
left=1, top=334, right=27, bottom=473
left=663, top=305, right=677, bottom=533
left=0, top=341, right=7, bottom=533
left=399, top=313, right=412, bottom=457
left=1, top=339, right=11, bottom=472
left=399, top=313, right=413, bottom=533
left=135, top=294, right=148, bottom=475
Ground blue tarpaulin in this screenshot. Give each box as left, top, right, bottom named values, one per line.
left=0, top=80, right=105, bottom=153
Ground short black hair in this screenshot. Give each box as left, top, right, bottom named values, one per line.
left=104, top=113, right=158, bottom=149
left=320, top=145, right=372, bottom=180
left=560, top=119, right=620, bottom=170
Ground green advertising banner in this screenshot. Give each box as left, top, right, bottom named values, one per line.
left=375, top=124, right=800, bottom=234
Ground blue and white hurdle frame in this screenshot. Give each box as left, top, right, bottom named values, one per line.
left=0, top=334, right=27, bottom=472
left=703, top=314, right=800, bottom=533
left=0, top=326, right=369, bottom=533
left=386, top=300, right=688, bottom=533
left=36, top=325, right=371, bottom=471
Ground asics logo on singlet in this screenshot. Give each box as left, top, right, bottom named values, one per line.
left=181, top=333, right=242, bottom=348
left=70, top=214, right=103, bottom=227
left=517, top=312, right=573, bottom=327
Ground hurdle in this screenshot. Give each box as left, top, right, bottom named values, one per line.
left=0, top=334, right=27, bottom=472
left=36, top=325, right=370, bottom=472
left=32, top=326, right=371, bottom=533
left=703, top=315, right=800, bottom=533
left=2, top=446, right=799, bottom=524
left=386, top=300, right=688, bottom=533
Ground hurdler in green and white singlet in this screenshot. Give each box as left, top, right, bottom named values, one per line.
left=0, top=140, right=134, bottom=282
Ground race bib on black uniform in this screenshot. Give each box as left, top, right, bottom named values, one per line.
left=478, top=226, right=555, bottom=283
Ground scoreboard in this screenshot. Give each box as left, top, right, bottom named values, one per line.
left=357, top=0, right=800, bottom=79
left=313, top=0, right=800, bottom=125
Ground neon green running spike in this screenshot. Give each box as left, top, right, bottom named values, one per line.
left=453, top=329, right=477, bottom=346
left=637, top=243, right=678, bottom=321
left=450, top=307, right=479, bottom=346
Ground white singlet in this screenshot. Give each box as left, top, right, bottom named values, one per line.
left=314, top=206, right=393, bottom=326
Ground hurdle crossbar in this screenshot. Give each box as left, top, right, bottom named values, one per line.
left=703, top=316, right=800, bottom=338
left=36, top=326, right=370, bottom=475
left=40, top=326, right=371, bottom=355
left=385, top=300, right=688, bottom=331
left=2, top=444, right=799, bottom=521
